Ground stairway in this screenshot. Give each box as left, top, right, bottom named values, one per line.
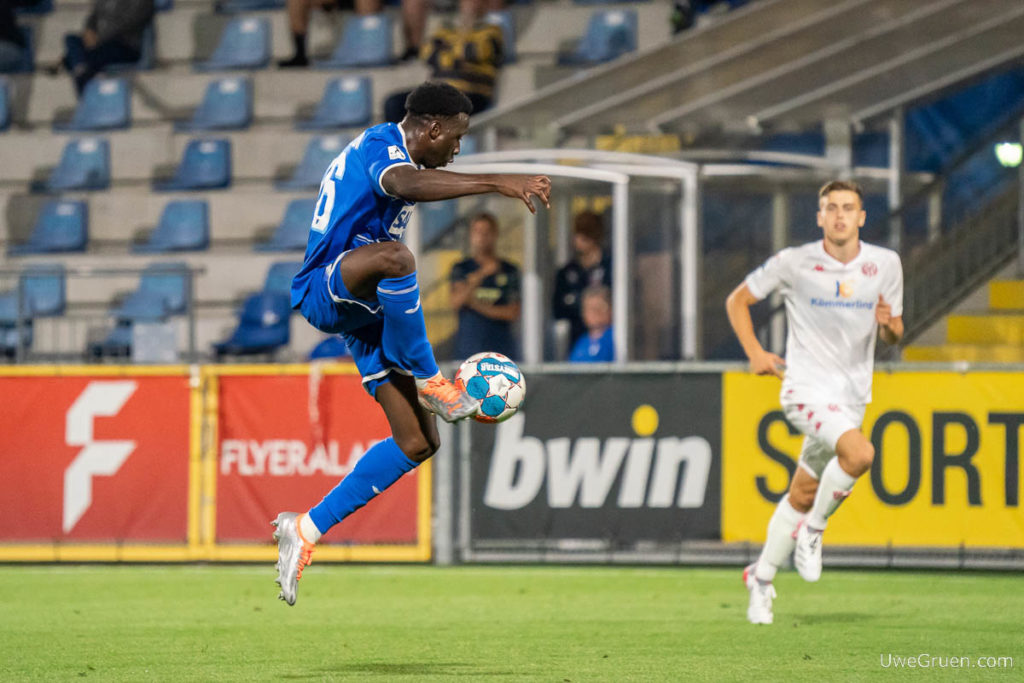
left=903, top=277, right=1024, bottom=362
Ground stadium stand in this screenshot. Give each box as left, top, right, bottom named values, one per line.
left=275, top=135, right=348, bottom=190
left=133, top=200, right=211, bottom=253
left=314, top=13, right=392, bottom=69
left=212, top=290, right=291, bottom=357
left=153, top=138, right=232, bottom=191
left=215, top=0, right=285, bottom=12
left=296, top=76, right=371, bottom=131
left=0, top=263, right=65, bottom=356
left=484, top=10, right=516, bottom=64
left=262, top=260, right=302, bottom=296
left=37, top=137, right=110, bottom=192
left=0, top=78, right=9, bottom=131
left=90, top=262, right=190, bottom=357
left=255, top=198, right=315, bottom=252
left=54, top=77, right=131, bottom=131
left=8, top=200, right=88, bottom=255
left=557, top=9, right=636, bottom=66
left=194, top=16, right=270, bottom=71
left=175, top=77, right=252, bottom=131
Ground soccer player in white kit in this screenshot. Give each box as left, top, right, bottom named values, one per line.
left=725, top=180, right=904, bottom=625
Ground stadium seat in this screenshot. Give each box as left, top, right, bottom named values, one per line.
left=0, top=25, right=33, bottom=74
left=137, top=261, right=190, bottom=314
left=485, top=11, right=516, bottom=63
left=308, top=335, right=349, bottom=359
left=0, top=78, right=10, bottom=131
left=296, top=76, right=371, bottom=130
left=8, top=200, right=88, bottom=255
left=215, top=0, right=284, bottom=12
left=275, top=135, right=347, bottom=190
left=263, top=260, right=302, bottom=296
left=39, top=137, right=110, bottom=192
left=134, top=200, right=210, bottom=252
left=155, top=0, right=174, bottom=11
left=20, top=263, right=66, bottom=317
left=15, top=0, right=52, bottom=14
left=91, top=263, right=189, bottom=358
left=315, top=14, right=392, bottom=68
left=54, top=77, right=131, bottom=131
left=153, top=138, right=232, bottom=191
left=255, top=198, right=314, bottom=252
left=176, top=77, right=252, bottom=131
left=557, top=9, right=637, bottom=65
left=212, top=291, right=291, bottom=357
left=195, top=17, right=271, bottom=71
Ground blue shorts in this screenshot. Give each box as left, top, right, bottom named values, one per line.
left=297, top=251, right=409, bottom=396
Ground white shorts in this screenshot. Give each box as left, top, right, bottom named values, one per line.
left=782, top=402, right=865, bottom=480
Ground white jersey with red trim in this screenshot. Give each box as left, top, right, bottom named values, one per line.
left=744, top=240, right=903, bottom=405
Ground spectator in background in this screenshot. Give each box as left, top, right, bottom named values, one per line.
left=552, top=210, right=612, bottom=351
left=449, top=212, right=520, bottom=360
left=278, top=0, right=429, bottom=68
left=568, top=285, right=614, bottom=363
left=0, top=1, right=30, bottom=73
left=384, top=0, right=503, bottom=123
left=59, top=0, right=154, bottom=95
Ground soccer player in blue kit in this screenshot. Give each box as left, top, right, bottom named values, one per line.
left=273, top=82, right=551, bottom=605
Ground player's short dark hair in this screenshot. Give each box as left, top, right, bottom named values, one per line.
left=573, top=211, right=605, bottom=244
left=819, top=180, right=864, bottom=206
left=405, top=81, right=474, bottom=119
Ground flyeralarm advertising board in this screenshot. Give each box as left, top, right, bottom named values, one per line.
left=0, top=369, right=191, bottom=554
left=210, top=366, right=431, bottom=561
left=722, top=371, right=1024, bottom=547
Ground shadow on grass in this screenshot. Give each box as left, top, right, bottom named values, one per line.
left=789, top=612, right=875, bottom=625
left=281, top=662, right=517, bottom=678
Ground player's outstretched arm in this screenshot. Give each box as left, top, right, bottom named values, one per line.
left=726, top=282, right=785, bottom=379
left=383, top=166, right=551, bottom=213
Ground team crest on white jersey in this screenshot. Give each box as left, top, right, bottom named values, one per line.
left=388, top=145, right=406, bottom=160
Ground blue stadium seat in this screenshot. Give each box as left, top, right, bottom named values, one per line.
left=155, top=0, right=174, bottom=11
left=39, top=137, right=110, bottom=192
left=0, top=79, right=10, bottom=131
left=308, top=336, right=349, bottom=360
left=296, top=76, right=371, bottom=130
left=20, top=263, right=66, bottom=316
left=558, top=9, right=637, bottom=65
left=176, top=77, right=252, bottom=131
left=276, top=135, right=347, bottom=190
left=215, top=0, right=284, bottom=11
left=263, top=260, right=302, bottom=296
left=255, top=198, right=315, bottom=252
left=134, top=200, right=210, bottom=252
left=9, top=200, right=88, bottom=255
left=92, top=262, right=189, bottom=357
left=55, top=77, right=131, bottom=131
left=212, top=291, right=291, bottom=357
left=15, top=0, right=53, bottom=15
left=484, top=11, right=516, bottom=63
left=0, top=25, right=33, bottom=74
left=195, top=16, right=271, bottom=71
left=134, top=261, right=190, bottom=315
left=153, top=138, right=232, bottom=191
left=315, top=14, right=392, bottom=68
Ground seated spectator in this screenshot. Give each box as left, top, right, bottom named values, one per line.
left=384, top=0, right=503, bottom=123
left=449, top=212, right=520, bottom=361
left=279, top=0, right=379, bottom=68
left=59, top=0, right=155, bottom=95
left=568, top=285, right=614, bottom=363
left=278, top=0, right=429, bottom=68
left=552, top=210, right=612, bottom=352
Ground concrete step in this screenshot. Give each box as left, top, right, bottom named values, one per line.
left=902, top=343, right=1024, bottom=363
left=989, top=280, right=1024, bottom=310
left=946, top=313, right=1024, bottom=345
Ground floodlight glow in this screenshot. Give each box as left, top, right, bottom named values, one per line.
left=994, top=142, right=1023, bottom=168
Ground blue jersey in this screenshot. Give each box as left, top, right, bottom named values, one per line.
left=568, top=326, right=615, bottom=363
left=291, top=123, right=417, bottom=308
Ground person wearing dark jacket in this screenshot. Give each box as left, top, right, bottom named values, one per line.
left=61, top=0, right=154, bottom=94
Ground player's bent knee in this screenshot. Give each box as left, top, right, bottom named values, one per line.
left=376, top=242, right=416, bottom=279
left=788, top=487, right=815, bottom=513
left=394, top=431, right=438, bottom=463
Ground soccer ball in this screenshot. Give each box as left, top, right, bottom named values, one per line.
left=455, top=352, right=526, bottom=423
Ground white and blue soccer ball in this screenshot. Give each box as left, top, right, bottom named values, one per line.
left=455, top=351, right=525, bottom=423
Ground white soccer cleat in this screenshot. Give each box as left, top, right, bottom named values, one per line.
left=794, top=521, right=823, bottom=582
left=743, top=563, right=776, bottom=625
left=272, top=511, right=315, bottom=606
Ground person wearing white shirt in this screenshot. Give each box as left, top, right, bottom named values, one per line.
left=725, top=180, right=904, bottom=625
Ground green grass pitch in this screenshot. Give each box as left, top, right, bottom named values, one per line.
left=1, top=565, right=1020, bottom=681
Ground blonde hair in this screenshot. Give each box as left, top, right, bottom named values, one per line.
left=818, top=180, right=864, bottom=206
